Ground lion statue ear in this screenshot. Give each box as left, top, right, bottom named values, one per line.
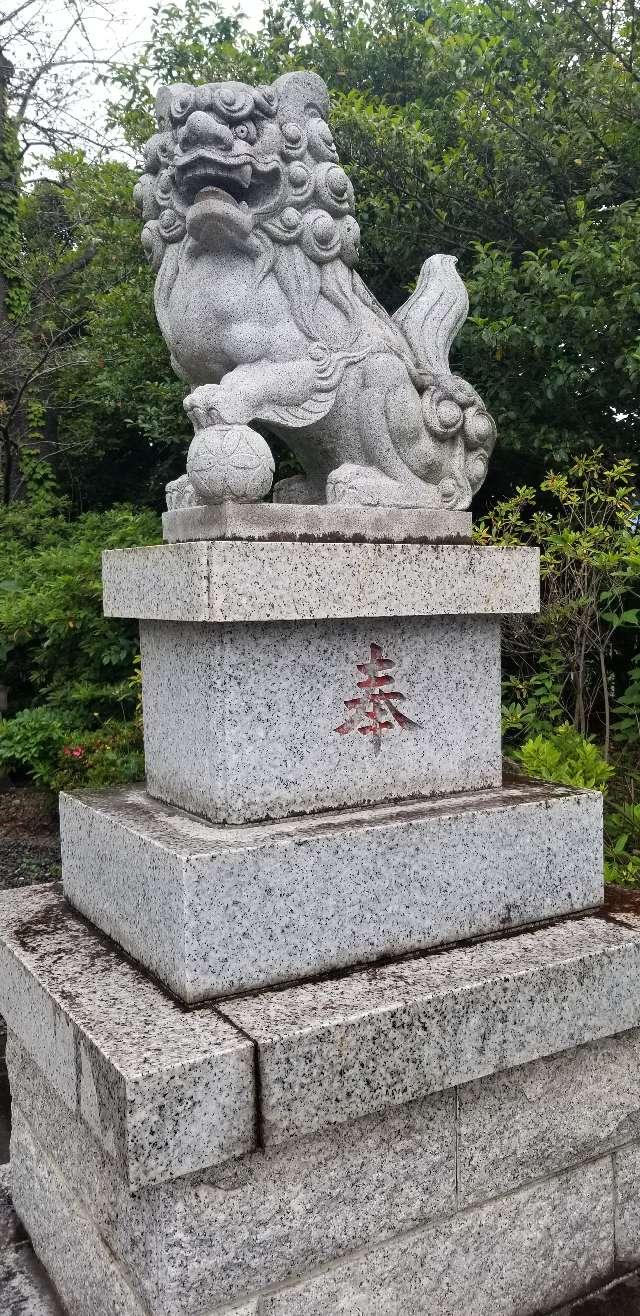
left=272, top=71, right=330, bottom=124
left=154, top=85, right=170, bottom=126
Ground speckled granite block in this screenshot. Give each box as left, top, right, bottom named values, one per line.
left=11, top=1117, right=145, bottom=1316
left=458, top=1029, right=640, bottom=1206
left=161, top=502, right=473, bottom=544
left=256, top=1159, right=613, bottom=1316
left=139, top=614, right=502, bottom=822
left=223, top=913, right=640, bottom=1144
left=614, top=1142, right=640, bottom=1266
left=60, top=782, right=602, bottom=1000
left=9, top=1039, right=455, bottom=1315
left=102, top=541, right=540, bottom=622
left=0, top=884, right=255, bottom=1187
left=8, top=1112, right=618, bottom=1316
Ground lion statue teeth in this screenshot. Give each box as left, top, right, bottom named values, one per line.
left=134, top=70, right=497, bottom=511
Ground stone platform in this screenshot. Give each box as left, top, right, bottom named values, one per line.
left=101, top=541, right=539, bottom=823
left=3, top=883, right=640, bottom=1314
left=59, top=781, right=603, bottom=1001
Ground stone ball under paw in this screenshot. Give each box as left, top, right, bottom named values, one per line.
left=186, top=425, right=275, bottom=503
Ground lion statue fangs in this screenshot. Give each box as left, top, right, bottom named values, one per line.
left=134, top=70, right=497, bottom=512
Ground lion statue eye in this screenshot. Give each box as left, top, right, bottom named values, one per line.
left=234, top=121, right=257, bottom=144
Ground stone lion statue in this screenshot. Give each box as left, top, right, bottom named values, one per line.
left=134, top=70, right=496, bottom=510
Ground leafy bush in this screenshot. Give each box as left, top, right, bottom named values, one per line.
left=480, top=452, right=640, bottom=887
left=0, top=707, right=68, bottom=787
left=0, top=465, right=158, bottom=788
left=477, top=452, right=640, bottom=758
left=0, top=707, right=144, bottom=791
left=511, top=726, right=614, bottom=792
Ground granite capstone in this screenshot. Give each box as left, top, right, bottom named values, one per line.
left=102, top=540, right=540, bottom=622
left=60, top=782, right=603, bottom=1000
left=139, top=613, right=503, bottom=822
left=0, top=884, right=255, bottom=1188
left=222, top=914, right=640, bottom=1144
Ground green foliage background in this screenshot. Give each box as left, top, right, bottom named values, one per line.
left=1, top=0, right=640, bottom=878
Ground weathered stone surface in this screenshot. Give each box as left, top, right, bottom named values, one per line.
left=223, top=913, right=640, bottom=1144
left=613, top=1142, right=640, bottom=1266
left=258, top=1160, right=613, bottom=1316
left=458, top=1029, right=640, bottom=1205
left=139, top=613, right=502, bottom=822
left=11, top=1117, right=144, bottom=1316
left=0, top=884, right=255, bottom=1187
left=102, top=540, right=540, bottom=622
left=61, top=782, right=602, bottom=1000
left=138, top=72, right=496, bottom=513
left=10, top=1039, right=455, bottom=1315
left=0, top=1162, right=26, bottom=1248
left=161, top=502, right=473, bottom=544
left=0, top=1240, right=64, bottom=1316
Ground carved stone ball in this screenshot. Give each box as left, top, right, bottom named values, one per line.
left=186, top=425, right=275, bottom=503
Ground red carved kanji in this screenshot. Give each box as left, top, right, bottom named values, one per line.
left=334, top=642, right=421, bottom=755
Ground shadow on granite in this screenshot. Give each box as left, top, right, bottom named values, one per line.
left=554, top=1272, right=640, bottom=1314
left=0, top=1166, right=64, bottom=1314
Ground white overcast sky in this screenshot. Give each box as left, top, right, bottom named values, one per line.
left=13, top=0, right=268, bottom=164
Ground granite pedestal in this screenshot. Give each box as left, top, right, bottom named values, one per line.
left=1, top=523, right=638, bottom=1314
left=102, top=541, right=539, bottom=822
left=4, top=885, right=640, bottom=1316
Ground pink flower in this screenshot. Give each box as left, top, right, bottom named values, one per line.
left=62, top=745, right=85, bottom=759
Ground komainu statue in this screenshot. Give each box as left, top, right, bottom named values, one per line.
left=135, top=71, right=496, bottom=510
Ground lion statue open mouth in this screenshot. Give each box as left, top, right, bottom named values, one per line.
left=134, top=70, right=496, bottom=510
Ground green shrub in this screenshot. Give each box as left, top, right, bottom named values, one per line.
left=0, top=706, right=144, bottom=791
left=512, top=726, right=614, bottom=792
left=0, top=466, right=158, bottom=788
left=477, top=452, right=640, bottom=759
left=0, top=707, right=69, bottom=786
left=479, top=452, right=640, bottom=888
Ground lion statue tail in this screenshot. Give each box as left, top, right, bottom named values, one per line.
left=392, top=253, right=469, bottom=377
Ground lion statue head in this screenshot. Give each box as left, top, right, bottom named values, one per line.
left=134, top=71, right=361, bottom=275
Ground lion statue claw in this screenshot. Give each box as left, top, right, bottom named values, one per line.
left=134, top=71, right=496, bottom=511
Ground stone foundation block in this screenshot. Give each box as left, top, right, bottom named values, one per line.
left=614, top=1143, right=640, bottom=1267
left=2, top=885, right=640, bottom=1163
left=5, top=886, right=640, bottom=1314
left=458, top=1030, right=640, bottom=1206
left=10, top=1090, right=616, bottom=1316
left=60, top=782, right=602, bottom=1001
left=8, top=1038, right=456, bottom=1315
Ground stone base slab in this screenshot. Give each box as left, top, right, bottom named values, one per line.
left=60, top=782, right=603, bottom=1001
left=11, top=1022, right=640, bottom=1316
left=2, top=885, right=640, bottom=1182
left=161, top=501, right=473, bottom=544
left=0, top=884, right=255, bottom=1188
